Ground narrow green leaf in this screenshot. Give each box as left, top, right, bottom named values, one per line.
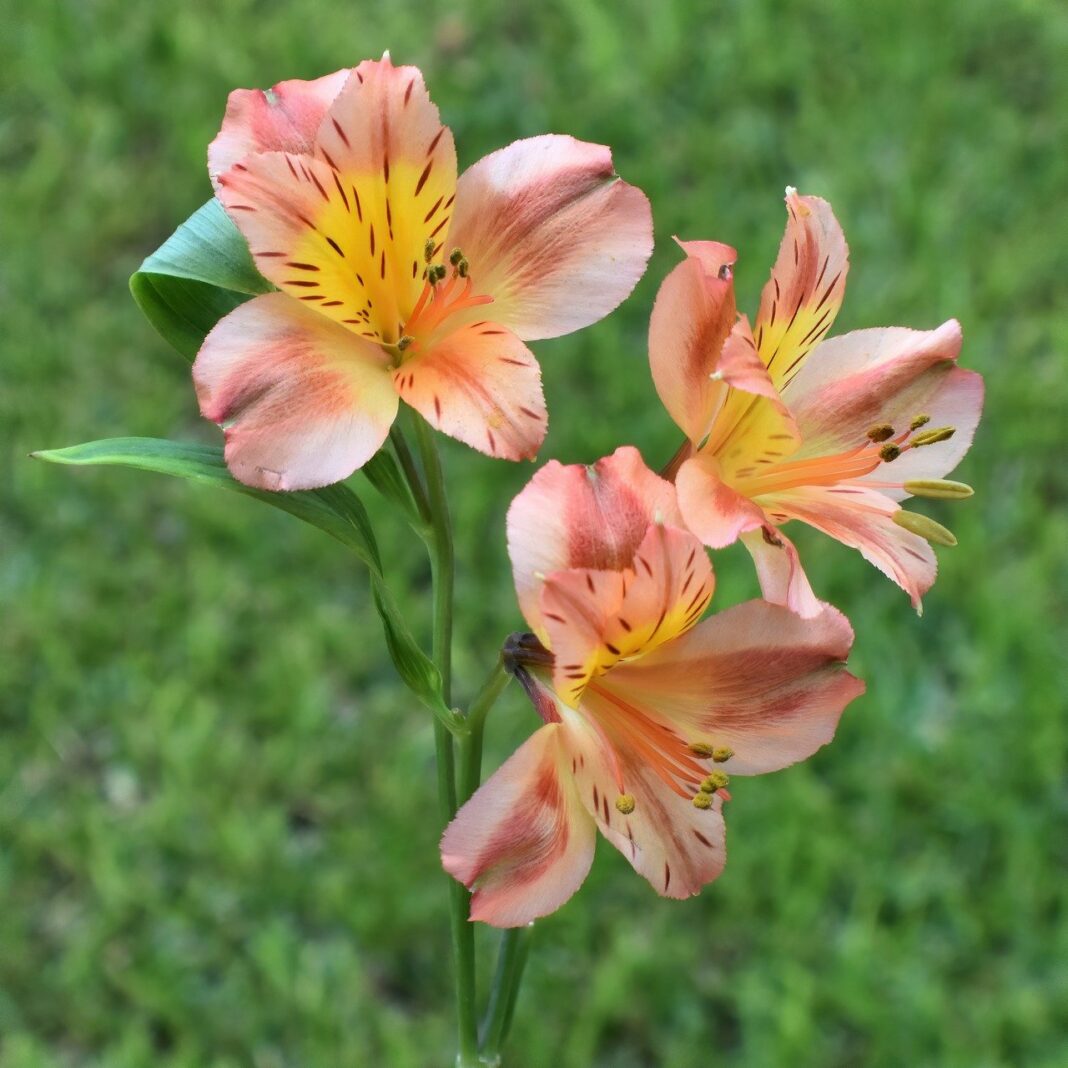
left=362, top=449, right=423, bottom=526
left=33, top=437, right=381, bottom=571
left=33, top=437, right=452, bottom=720
left=131, top=198, right=273, bottom=361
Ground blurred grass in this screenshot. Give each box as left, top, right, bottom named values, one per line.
left=2, top=0, right=1067, bottom=1065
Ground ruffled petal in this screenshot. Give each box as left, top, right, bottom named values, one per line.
left=754, top=190, right=849, bottom=390
left=763, top=483, right=937, bottom=610
left=781, top=322, right=983, bottom=494
left=675, top=452, right=767, bottom=549
left=560, top=704, right=727, bottom=899
left=598, top=599, right=864, bottom=775
left=448, top=135, right=653, bottom=341
left=739, top=526, right=822, bottom=619
left=540, top=522, right=714, bottom=704
left=393, top=321, right=546, bottom=461
left=440, top=724, right=596, bottom=927
left=208, top=69, right=350, bottom=188
left=648, top=240, right=738, bottom=443
left=507, top=447, right=682, bottom=639
left=193, top=293, right=397, bottom=490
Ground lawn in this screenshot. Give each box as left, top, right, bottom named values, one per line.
left=2, top=1, right=1066, bottom=1065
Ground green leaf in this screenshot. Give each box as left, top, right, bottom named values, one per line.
left=361, top=449, right=424, bottom=527
left=131, top=199, right=273, bottom=361
left=33, top=437, right=452, bottom=721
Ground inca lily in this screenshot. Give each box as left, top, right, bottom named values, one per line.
left=649, top=191, right=984, bottom=615
left=440, top=447, right=864, bottom=926
left=194, top=56, right=653, bottom=489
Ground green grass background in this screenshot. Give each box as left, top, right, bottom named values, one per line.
left=3, top=1, right=1067, bottom=1065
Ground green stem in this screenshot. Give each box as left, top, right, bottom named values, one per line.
left=479, top=925, right=534, bottom=1064
left=412, top=417, right=479, bottom=1068
left=458, top=656, right=511, bottom=806
left=390, top=421, right=432, bottom=528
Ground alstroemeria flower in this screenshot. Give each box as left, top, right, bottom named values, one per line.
left=440, top=447, right=864, bottom=927
left=649, top=191, right=984, bottom=615
left=194, top=56, right=653, bottom=490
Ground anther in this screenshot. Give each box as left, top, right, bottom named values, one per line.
left=904, top=479, right=974, bottom=500
left=396, top=335, right=415, bottom=352
left=712, top=747, right=734, bottom=763
left=866, top=423, right=895, bottom=443
left=892, top=510, right=957, bottom=547
left=700, top=771, right=730, bottom=793
left=692, top=792, right=713, bottom=810
left=457, top=257, right=469, bottom=278
left=911, top=426, right=956, bottom=447
left=688, top=742, right=716, bottom=758
left=449, top=247, right=464, bottom=266
left=910, top=413, right=931, bottom=430
left=879, top=443, right=901, bottom=462
left=424, top=238, right=436, bottom=263
left=717, top=264, right=732, bottom=281
left=615, top=794, right=636, bottom=815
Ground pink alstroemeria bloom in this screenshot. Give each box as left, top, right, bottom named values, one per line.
left=194, top=56, right=653, bottom=490
left=649, top=190, right=984, bottom=615
left=440, top=447, right=864, bottom=927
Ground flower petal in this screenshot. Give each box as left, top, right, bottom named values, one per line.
left=675, top=452, right=767, bottom=549
left=764, top=483, right=937, bottom=610
left=599, top=599, right=864, bottom=775
left=781, top=321, right=984, bottom=494
left=507, top=447, right=682, bottom=639
left=393, top=321, right=546, bottom=461
left=648, top=240, right=738, bottom=443
left=560, top=705, right=727, bottom=900
left=448, top=135, right=653, bottom=340
left=739, top=527, right=823, bottom=619
left=541, top=522, right=714, bottom=704
left=208, top=69, right=351, bottom=188
left=754, top=190, right=849, bottom=390
left=193, top=292, right=397, bottom=490
left=440, top=723, right=596, bottom=927
left=312, top=56, right=459, bottom=327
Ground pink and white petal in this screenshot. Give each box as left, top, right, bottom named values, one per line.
left=764, top=484, right=937, bottom=610
left=739, top=526, right=823, bottom=619
left=507, top=447, right=683, bottom=639
left=541, top=522, right=714, bottom=704
left=440, top=723, right=596, bottom=927
left=562, top=706, right=727, bottom=899
left=448, top=135, right=653, bottom=341
left=393, top=322, right=546, bottom=461
left=599, top=599, right=864, bottom=775
left=783, top=321, right=982, bottom=477
left=648, top=240, right=738, bottom=443
left=208, top=69, right=351, bottom=188
left=676, top=452, right=767, bottom=549
left=754, top=190, right=849, bottom=390
left=193, top=292, right=397, bottom=490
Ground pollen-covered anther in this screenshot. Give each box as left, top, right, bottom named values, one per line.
left=910, top=426, right=956, bottom=447
left=688, top=742, right=716, bottom=758
left=879, top=443, right=901, bottom=462
left=712, top=746, right=734, bottom=763
left=892, top=510, right=957, bottom=547
left=700, top=771, right=730, bottom=794
left=456, top=257, right=469, bottom=278
left=615, top=794, right=636, bottom=815
left=910, top=413, right=931, bottom=430
left=904, top=479, right=974, bottom=500
left=423, top=238, right=436, bottom=264
left=396, top=335, right=415, bottom=352
left=692, top=792, right=713, bottom=810
left=866, top=423, right=895, bottom=443
left=449, top=247, right=465, bottom=266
